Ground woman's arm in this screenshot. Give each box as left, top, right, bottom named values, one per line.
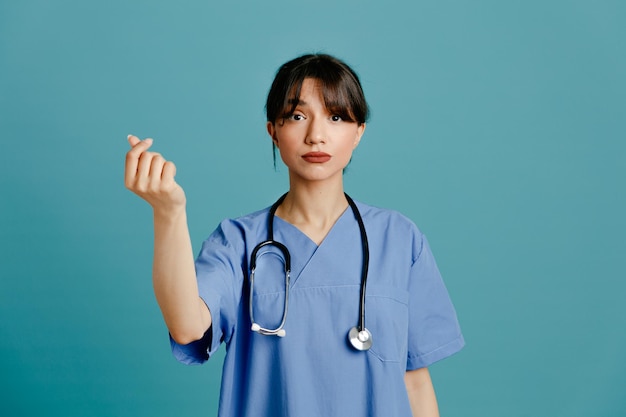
left=125, top=135, right=211, bottom=344
left=404, top=367, right=439, bottom=417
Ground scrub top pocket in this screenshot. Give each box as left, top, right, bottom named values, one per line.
left=365, top=284, right=410, bottom=363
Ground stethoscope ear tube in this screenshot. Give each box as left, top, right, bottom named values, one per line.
left=249, top=240, right=291, bottom=338
left=251, top=322, right=287, bottom=337
left=250, top=240, right=291, bottom=272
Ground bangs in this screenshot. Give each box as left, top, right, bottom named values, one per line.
left=280, top=76, right=359, bottom=122
left=266, top=54, right=369, bottom=124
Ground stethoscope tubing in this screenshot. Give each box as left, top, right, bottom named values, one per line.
left=249, top=192, right=371, bottom=350
left=345, top=194, right=369, bottom=335
left=249, top=240, right=291, bottom=337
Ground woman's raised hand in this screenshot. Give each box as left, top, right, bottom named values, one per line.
left=125, top=135, right=210, bottom=341
left=125, top=135, right=186, bottom=213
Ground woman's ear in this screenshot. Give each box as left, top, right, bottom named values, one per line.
left=354, top=123, right=366, bottom=149
left=267, top=121, right=279, bottom=147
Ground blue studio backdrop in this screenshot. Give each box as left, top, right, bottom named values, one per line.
left=1, top=1, right=625, bottom=416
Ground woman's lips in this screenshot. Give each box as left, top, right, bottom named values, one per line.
left=302, top=152, right=331, bottom=163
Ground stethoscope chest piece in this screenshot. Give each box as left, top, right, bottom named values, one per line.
left=348, top=326, right=372, bottom=351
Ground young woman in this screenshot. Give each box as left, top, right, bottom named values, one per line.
left=125, top=54, right=464, bottom=417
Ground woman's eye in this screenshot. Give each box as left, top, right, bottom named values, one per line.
left=331, top=115, right=342, bottom=122
left=290, top=114, right=304, bottom=121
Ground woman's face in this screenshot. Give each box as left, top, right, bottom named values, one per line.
left=267, top=78, right=365, bottom=185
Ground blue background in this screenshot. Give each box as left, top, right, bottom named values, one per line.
left=1, top=1, right=624, bottom=415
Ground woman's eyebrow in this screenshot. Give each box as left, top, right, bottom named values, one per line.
left=287, top=98, right=307, bottom=106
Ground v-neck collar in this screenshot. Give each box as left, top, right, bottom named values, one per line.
left=272, top=207, right=354, bottom=288
left=273, top=206, right=351, bottom=248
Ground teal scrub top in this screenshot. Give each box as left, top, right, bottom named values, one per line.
left=171, top=200, right=464, bottom=417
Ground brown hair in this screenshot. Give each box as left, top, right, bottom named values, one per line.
left=265, top=54, right=369, bottom=125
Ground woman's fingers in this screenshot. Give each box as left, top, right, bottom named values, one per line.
left=148, top=153, right=166, bottom=191
left=135, top=151, right=157, bottom=189
left=162, top=160, right=177, bottom=181
left=124, top=135, right=185, bottom=209
left=125, top=135, right=153, bottom=188
left=128, top=134, right=141, bottom=147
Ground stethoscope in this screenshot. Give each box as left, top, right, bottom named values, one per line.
left=249, top=193, right=373, bottom=351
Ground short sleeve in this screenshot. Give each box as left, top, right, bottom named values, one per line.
left=406, top=233, right=464, bottom=370
left=170, top=222, right=244, bottom=365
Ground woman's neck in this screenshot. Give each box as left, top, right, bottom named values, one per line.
left=275, top=179, right=348, bottom=245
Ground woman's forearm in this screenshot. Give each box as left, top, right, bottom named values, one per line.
left=152, top=207, right=211, bottom=344
left=405, top=368, right=440, bottom=417
left=124, top=135, right=211, bottom=345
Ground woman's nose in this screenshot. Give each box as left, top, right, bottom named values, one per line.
left=305, top=117, right=326, bottom=144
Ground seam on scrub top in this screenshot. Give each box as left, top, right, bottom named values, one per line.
left=410, top=231, right=426, bottom=267
left=251, top=285, right=409, bottom=306
left=409, top=334, right=464, bottom=362
left=252, top=284, right=359, bottom=297
left=292, top=284, right=360, bottom=292
left=367, top=294, right=409, bottom=306
left=290, top=285, right=410, bottom=306
left=367, top=347, right=401, bottom=363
